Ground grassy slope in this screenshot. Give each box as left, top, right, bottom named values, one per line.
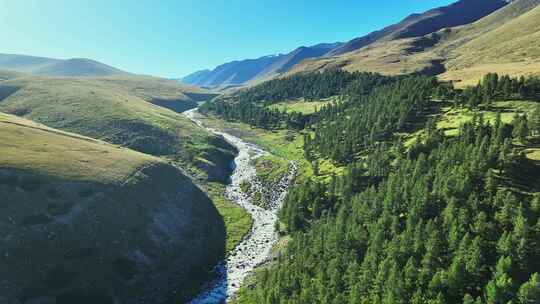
left=0, top=112, right=153, bottom=183
left=0, top=69, right=24, bottom=81
left=267, top=98, right=332, bottom=114
left=0, top=54, right=127, bottom=77
left=205, top=182, right=253, bottom=252
left=0, top=75, right=252, bottom=295
left=287, top=36, right=439, bottom=76
left=0, top=113, right=226, bottom=303
left=289, top=1, right=540, bottom=86
left=0, top=74, right=234, bottom=182
left=441, top=4, right=540, bottom=85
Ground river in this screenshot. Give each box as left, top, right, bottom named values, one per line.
left=183, top=108, right=297, bottom=303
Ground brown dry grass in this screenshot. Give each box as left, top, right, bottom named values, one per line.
left=289, top=4, right=540, bottom=86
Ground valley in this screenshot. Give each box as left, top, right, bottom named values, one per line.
left=2, top=0, right=540, bottom=303
left=184, top=109, right=296, bottom=303
left=0, top=72, right=250, bottom=303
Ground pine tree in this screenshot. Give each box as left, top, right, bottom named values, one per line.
left=485, top=170, right=498, bottom=196
left=312, top=160, right=320, bottom=176
left=531, top=105, right=540, bottom=136
left=463, top=294, right=475, bottom=304
left=485, top=256, right=515, bottom=304
left=518, top=273, right=540, bottom=304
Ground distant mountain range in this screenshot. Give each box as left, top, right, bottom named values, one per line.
left=0, top=53, right=128, bottom=77
left=181, top=43, right=343, bottom=88
left=182, top=0, right=519, bottom=88
left=290, top=0, right=540, bottom=86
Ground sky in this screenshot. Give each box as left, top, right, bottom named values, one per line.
left=0, top=0, right=456, bottom=78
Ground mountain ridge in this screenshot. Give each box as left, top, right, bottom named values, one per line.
left=0, top=53, right=128, bottom=77
left=287, top=0, right=540, bottom=86
left=181, top=42, right=343, bottom=88
left=182, top=0, right=517, bottom=89
left=327, top=0, right=510, bottom=56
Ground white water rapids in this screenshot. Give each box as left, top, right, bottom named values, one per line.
left=183, top=108, right=297, bottom=303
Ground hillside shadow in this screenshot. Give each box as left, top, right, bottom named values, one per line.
left=500, top=151, right=540, bottom=193
left=184, top=92, right=220, bottom=103
left=401, top=100, right=453, bottom=134
left=0, top=85, right=20, bottom=102
left=151, top=98, right=198, bottom=113
left=171, top=183, right=228, bottom=304
left=2, top=166, right=227, bottom=304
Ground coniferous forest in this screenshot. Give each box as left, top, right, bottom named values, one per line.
left=201, top=71, right=540, bottom=304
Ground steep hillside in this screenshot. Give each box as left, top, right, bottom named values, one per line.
left=0, top=54, right=59, bottom=73
left=287, top=35, right=443, bottom=76
left=0, top=53, right=128, bottom=77
left=256, top=44, right=343, bottom=79
left=440, top=1, right=540, bottom=85
left=186, top=54, right=280, bottom=88
left=289, top=0, right=540, bottom=86
left=0, top=69, right=25, bottom=81
left=0, top=113, right=225, bottom=303
left=182, top=43, right=341, bottom=88
left=181, top=69, right=212, bottom=85
left=0, top=75, right=234, bottom=182
left=327, top=0, right=509, bottom=56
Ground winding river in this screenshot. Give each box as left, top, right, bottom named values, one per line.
left=183, top=109, right=297, bottom=303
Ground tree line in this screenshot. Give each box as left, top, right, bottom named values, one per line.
left=199, top=70, right=393, bottom=130
left=455, top=73, right=540, bottom=108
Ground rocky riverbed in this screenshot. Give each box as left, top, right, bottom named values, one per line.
left=183, top=109, right=297, bottom=303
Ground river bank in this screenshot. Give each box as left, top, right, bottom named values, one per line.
left=183, top=109, right=296, bottom=303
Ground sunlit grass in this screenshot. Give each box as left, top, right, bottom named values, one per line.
left=205, top=183, right=253, bottom=252
left=0, top=112, right=154, bottom=184
left=194, top=113, right=344, bottom=182
left=267, top=98, right=332, bottom=114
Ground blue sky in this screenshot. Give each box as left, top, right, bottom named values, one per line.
left=0, top=0, right=455, bottom=78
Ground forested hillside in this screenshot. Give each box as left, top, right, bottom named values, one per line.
left=201, top=70, right=540, bottom=303
left=200, top=70, right=393, bottom=130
